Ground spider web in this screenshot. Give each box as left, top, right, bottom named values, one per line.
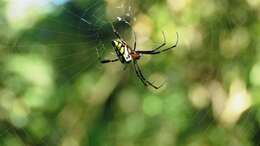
left=0, top=0, right=259, bottom=146
left=0, top=0, right=138, bottom=145
left=3, top=0, right=137, bottom=83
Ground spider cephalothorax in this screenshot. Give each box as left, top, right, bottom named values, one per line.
left=100, top=22, right=179, bottom=89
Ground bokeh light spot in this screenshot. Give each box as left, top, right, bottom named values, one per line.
left=143, top=95, right=163, bottom=116
left=250, top=62, right=260, bottom=86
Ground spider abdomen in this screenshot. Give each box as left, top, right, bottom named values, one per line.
left=112, top=40, right=132, bottom=64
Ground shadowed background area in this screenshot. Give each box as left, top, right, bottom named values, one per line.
left=0, top=0, right=260, bottom=146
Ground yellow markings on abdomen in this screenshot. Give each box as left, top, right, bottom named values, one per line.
left=117, top=43, right=125, bottom=54
left=119, top=47, right=125, bottom=54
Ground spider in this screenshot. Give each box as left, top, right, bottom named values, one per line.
left=99, top=22, right=179, bottom=89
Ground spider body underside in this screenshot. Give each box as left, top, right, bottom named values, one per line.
left=100, top=22, right=179, bottom=89
left=112, top=39, right=141, bottom=64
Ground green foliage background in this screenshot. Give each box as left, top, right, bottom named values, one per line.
left=0, top=0, right=260, bottom=146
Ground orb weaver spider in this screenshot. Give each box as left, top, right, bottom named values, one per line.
left=100, top=21, right=179, bottom=89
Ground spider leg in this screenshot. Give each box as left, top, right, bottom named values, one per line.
left=133, top=30, right=137, bottom=51
left=121, top=19, right=137, bottom=51
left=111, top=22, right=122, bottom=39
left=134, top=61, right=164, bottom=89
left=132, top=62, right=148, bottom=86
left=96, top=47, right=119, bottom=64
left=114, top=18, right=138, bottom=51
left=136, top=32, right=179, bottom=55
left=100, top=58, right=119, bottom=64
left=134, top=31, right=166, bottom=54
left=150, top=31, right=167, bottom=51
